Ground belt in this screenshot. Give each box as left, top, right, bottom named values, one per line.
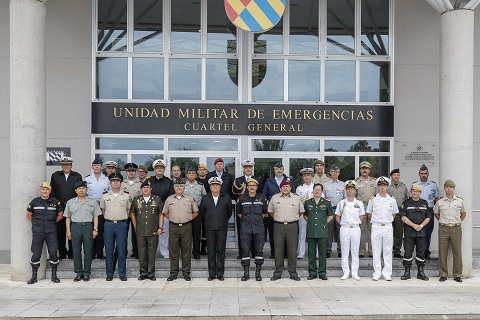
left=72, top=222, right=91, bottom=226
left=274, top=221, right=297, bottom=225
left=440, top=223, right=460, bottom=227
left=106, top=219, right=126, bottom=223
left=373, top=223, right=390, bottom=227
left=342, top=224, right=359, bottom=228
left=170, top=221, right=191, bottom=226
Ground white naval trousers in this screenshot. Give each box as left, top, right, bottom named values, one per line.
left=340, top=225, right=361, bottom=276
left=297, top=214, right=307, bottom=257
left=159, top=217, right=170, bottom=257
left=371, top=223, right=393, bottom=278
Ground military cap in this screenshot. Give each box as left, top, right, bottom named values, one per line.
left=105, top=161, right=118, bottom=168
left=300, top=168, right=314, bottom=175
left=274, top=162, right=284, bottom=168
left=208, top=176, right=223, bottom=185
left=140, top=180, right=151, bottom=188
left=411, top=184, right=422, bottom=192
left=186, top=167, right=197, bottom=173
left=359, top=161, right=372, bottom=169
left=314, top=159, right=325, bottom=165
left=198, top=164, right=208, bottom=170
left=74, top=181, right=87, bottom=189
left=124, top=163, right=138, bottom=171
left=108, top=172, right=123, bottom=181
left=241, top=159, right=255, bottom=167
left=173, top=178, right=185, bottom=185
left=390, top=168, right=400, bottom=176
left=330, top=164, right=340, bottom=171
left=40, top=182, right=51, bottom=190
left=247, top=177, right=259, bottom=185
left=92, top=158, right=102, bottom=165
left=138, top=165, right=148, bottom=172
left=420, top=164, right=428, bottom=171
left=214, top=158, right=224, bottom=165
left=444, top=180, right=456, bottom=188
left=345, top=180, right=358, bottom=189
left=280, top=179, right=291, bottom=188
left=60, top=157, right=74, bottom=165
left=152, top=159, right=166, bottom=168
left=376, top=176, right=390, bottom=186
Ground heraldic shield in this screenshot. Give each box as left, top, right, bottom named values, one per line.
left=225, top=0, right=286, bottom=33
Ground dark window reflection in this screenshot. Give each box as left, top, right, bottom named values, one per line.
left=171, top=0, right=201, bottom=53
left=327, top=0, right=355, bottom=55
left=325, top=156, right=356, bottom=181
left=208, top=1, right=237, bottom=53
left=253, top=139, right=320, bottom=152
left=290, top=158, right=316, bottom=186
left=98, top=0, right=127, bottom=52
left=361, top=0, right=389, bottom=55
left=134, top=0, right=163, bottom=52
left=254, top=17, right=283, bottom=54
left=290, top=0, right=319, bottom=54
left=325, top=140, right=390, bottom=152
left=96, top=57, right=128, bottom=99
left=359, top=156, right=390, bottom=177
left=360, top=61, right=389, bottom=102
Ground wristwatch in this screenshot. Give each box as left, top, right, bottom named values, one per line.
left=94, top=228, right=98, bottom=232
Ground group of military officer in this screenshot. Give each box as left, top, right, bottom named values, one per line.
left=26, top=156, right=466, bottom=283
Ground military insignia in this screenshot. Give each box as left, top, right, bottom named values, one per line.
left=225, top=0, right=286, bottom=32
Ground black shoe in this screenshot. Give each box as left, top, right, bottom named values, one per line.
left=92, top=255, right=96, bottom=260
left=167, top=274, right=178, bottom=281
left=368, top=255, right=373, bottom=258
left=208, top=276, right=215, bottom=281
left=134, top=255, right=139, bottom=259
left=74, top=274, right=84, bottom=282
left=184, top=274, right=191, bottom=281
left=290, top=276, right=301, bottom=281
left=269, top=254, right=275, bottom=259
left=439, top=276, right=447, bottom=282
left=130, top=253, right=135, bottom=257
left=359, top=255, right=365, bottom=258
left=138, top=275, right=147, bottom=280
left=338, top=252, right=341, bottom=258
left=200, top=250, right=207, bottom=255
left=307, top=275, right=316, bottom=280
left=393, top=254, right=403, bottom=259
left=425, top=255, right=431, bottom=260
left=59, top=254, right=67, bottom=259
left=119, top=276, right=127, bottom=281
left=106, top=276, right=113, bottom=281
left=84, top=276, right=90, bottom=282
left=217, top=275, right=224, bottom=281
left=319, top=275, right=328, bottom=280
left=67, top=253, right=74, bottom=259
left=236, top=255, right=241, bottom=259
left=194, top=255, right=201, bottom=260
left=270, top=275, right=281, bottom=281
left=454, top=277, right=462, bottom=283
left=326, top=253, right=331, bottom=258
left=149, top=276, right=156, bottom=281
left=97, top=255, right=105, bottom=259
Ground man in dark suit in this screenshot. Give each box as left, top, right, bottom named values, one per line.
left=206, top=158, right=233, bottom=197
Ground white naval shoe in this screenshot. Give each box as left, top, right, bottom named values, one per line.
left=340, top=274, right=349, bottom=280
left=352, top=274, right=361, bottom=281
left=372, top=275, right=380, bottom=281
left=384, top=275, right=392, bottom=281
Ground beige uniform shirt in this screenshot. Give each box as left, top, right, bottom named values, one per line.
left=388, top=182, right=409, bottom=207
left=312, top=174, right=332, bottom=185
left=100, top=191, right=131, bottom=221
left=162, top=194, right=199, bottom=223
left=64, top=197, right=101, bottom=222
left=268, top=193, right=305, bottom=222
left=434, top=196, right=465, bottom=224
left=355, top=176, right=377, bottom=207
left=121, top=179, right=142, bottom=198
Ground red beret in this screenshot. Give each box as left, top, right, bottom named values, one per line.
left=280, top=179, right=290, bottom=188
left=214, top=158, right=224, bottom=165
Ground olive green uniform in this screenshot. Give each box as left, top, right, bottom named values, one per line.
left=388, top=182, right=409, bottom=256
left=355, top=176, right=377, bottom=256
left=312, top=174, right=332, bottom=186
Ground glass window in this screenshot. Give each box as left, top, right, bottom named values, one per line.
left=95, top=137, right=164, bottom=150
left=169, top=59, right=201, bottom=100
left=253, top=158, right=282, bottom=186
left=96, top=57, right=128, bottom=99
left=132, top=154, right=164, bottom=172
left=253, top=17, right=284, bottom=54
left=252, top=59, right=284, bottom=101
left=325, top=140, right=390, bottom=152
left=361, top=0, right=389, bottom=55
left=207, top=1, right=237, bottom=53
left=288, top=60, right=320, bottom=101
left=252, top=139, right=320, bottom=152
left=97, top=0, right=127, bottom=52
left=324, top=156, right=356, bottom=181
left=206, top=59, right=238, bottom=100
left=132, top=58, right=164, bottom=99
left=206, top=157, right=236, bottom=175
left=169, top=157, right=200, bottom=177
left=289, top=0, right=319, bottom=54
left=360, top=61, right=389, bottom=102
left=359, top=156, right=390, bottom=177
left=171, top=0, right=201, bottom=53
left=133, top=0, right=163, bottom=52
left=169, top=138, right=238, bottom=151
left=95, top=153, right=128, bottom=170
left=326, top=0, right=355, bottom=55
left=290, top=158, right=316, bottom=186
left=325, top=60, right=355, bottom=102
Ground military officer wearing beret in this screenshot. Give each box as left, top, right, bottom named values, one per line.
left=388, top=168, right=409, bottom=258
left=64, top=181, right=101, bottom=281
left=199, top=177, right=233, bottom=281
left=355, top=161, right=377, bottom=258
left=434, top=180, right=466, bottom=282
left=26, top=182, right=64, bottom=284
left=269, top=179, right=304, bottom=281
left=86, top=159, right=110, bottom=259
left=100, top=173, right=131, bottom=281
left=148, top=159, right=174, bottom=258
left=162, top=178, right=199, bottom=281
left=206, top=158, right=234, bottom=197
left=399, top=184, right=430, bottom=281
left=122, top=163, right=141, bottom=259
left=304, top=183, right=333, bottom=280
left=130, top=180, right=163, bottom=281
left=296, top=168, right=315, bottom=259
left=184, top=168, right=206, bottom=259
left=236, top=178, right=268, bottom=281
left=336, top=180, right=365, bottom=280
left=366, top=177, right=399, bottom=281
left=196, top=163, right=209, bottom=255
left=312, top=159, right=332, bottom=185
left=50, top=156, right=82, bottom=259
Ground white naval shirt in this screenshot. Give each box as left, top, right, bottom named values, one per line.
left=366, top=194, right=399, bottom=224
left=335, top=198, right=365, bottom=225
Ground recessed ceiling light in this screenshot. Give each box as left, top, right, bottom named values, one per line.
left=214, top=140, right=221, bottom=143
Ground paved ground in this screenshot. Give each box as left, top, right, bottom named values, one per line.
left=0, top=264, right=479, bottom=318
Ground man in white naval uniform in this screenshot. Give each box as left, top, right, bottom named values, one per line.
left=366, top=176, right=399, bottom=281
left=295, top=168, right=314, bottom=259
left=335, top=180, right=365, bottom=280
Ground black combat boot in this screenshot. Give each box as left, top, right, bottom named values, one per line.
left=400, top=266, right=410, bottom=280
left=27, top=264, right=39, bottom=285
left=417, top=265, right=429, bottom=281
left=255, top=265, right=262, bottom=281
left=50, top=262, right=60, bottom=283
left=241, top=266, right=249, bottom=281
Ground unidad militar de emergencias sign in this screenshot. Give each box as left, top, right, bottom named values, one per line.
left=92, top=103, right=394, bottom=137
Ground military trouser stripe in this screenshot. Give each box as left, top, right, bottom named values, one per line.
left=415, top=257, right=425, bottom=262
left=403, top=257, right=413, bottom=261
left=30, top=260, right=40, bottom=265
left=49, top=260, right=59, bottom=264
left=241, top=257, right=250, bottom=260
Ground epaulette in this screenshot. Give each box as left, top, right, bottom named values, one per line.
left=324, top=198, right=331, bottom=201
left=86, top=174, right=90, bottom=177
left=369, top=177, right=376, bottom=181
left=370, top=196, right=375, bottom=200
left=103, top=191, right=108, bottom=194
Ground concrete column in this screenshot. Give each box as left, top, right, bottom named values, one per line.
left=439, top=9, right=473, bottom=277
left=10, top=0, right=47, bottom=281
